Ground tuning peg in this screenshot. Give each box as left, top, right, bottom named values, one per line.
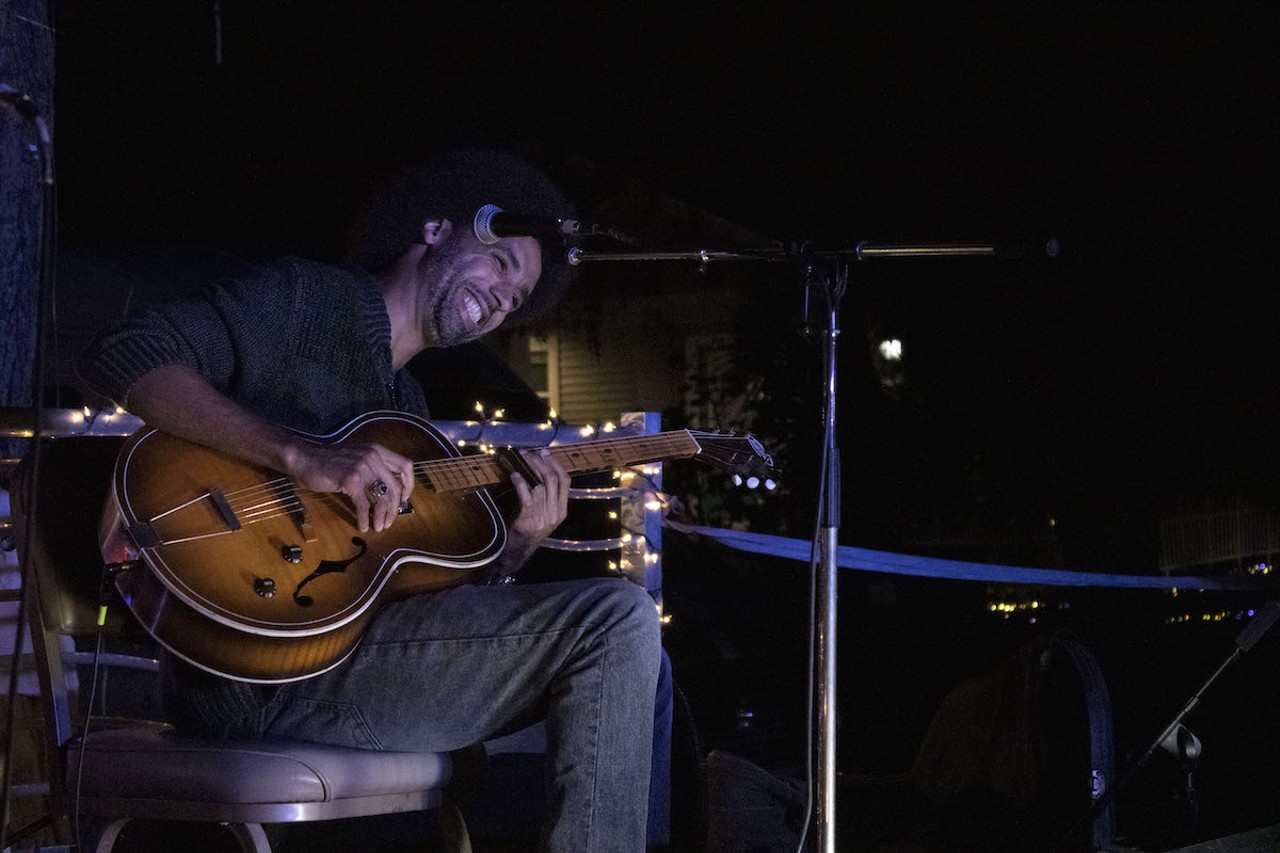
left=732, top=474, right=743, bottom=487
left=764, top=479, right=778, bottom=491
left=746, top=476, right=760, bottom=490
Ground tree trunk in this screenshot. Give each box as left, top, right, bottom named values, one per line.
left=0, top=0, right=53, bottom=463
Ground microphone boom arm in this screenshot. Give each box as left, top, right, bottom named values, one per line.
left=564, top=240, right=998, bottom=266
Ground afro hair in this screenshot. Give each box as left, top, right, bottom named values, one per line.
left=346, top=148, right=578, bottom=326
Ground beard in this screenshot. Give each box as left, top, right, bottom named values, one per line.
left=419, top=240, right=482, bottom=349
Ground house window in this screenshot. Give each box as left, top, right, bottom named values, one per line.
left=528, top=334, right=560, bottom=412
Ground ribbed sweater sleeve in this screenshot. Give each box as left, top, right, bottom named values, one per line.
left=77, top=258, right=419, bottom=429
left=77, top=266, right=289, bottom=407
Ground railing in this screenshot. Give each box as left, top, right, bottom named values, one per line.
left=1159, top=509, right=1280, bottom=574
left=0, top=407, right=666, bottom=601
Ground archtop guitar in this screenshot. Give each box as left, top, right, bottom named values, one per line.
left=104, top=410, right=775, bottom=682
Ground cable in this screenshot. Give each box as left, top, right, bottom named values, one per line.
left=70, top=618, right=108, bottom=849
left=793, top=458, right=826, bottom=853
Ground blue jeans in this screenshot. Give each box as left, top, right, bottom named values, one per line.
left=254, top=578, right=662, bottom=853
left=650, top=649, right=673, bottom=848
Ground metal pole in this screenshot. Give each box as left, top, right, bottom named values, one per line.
left=817, top=525, right=839, bottom=852
left=815, top=262, right=844, bottom=853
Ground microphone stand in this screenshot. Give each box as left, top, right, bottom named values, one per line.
left=569, top=239, right=998, bottom=853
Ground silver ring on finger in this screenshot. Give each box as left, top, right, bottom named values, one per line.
left=367, top=479, right=390, bottom=500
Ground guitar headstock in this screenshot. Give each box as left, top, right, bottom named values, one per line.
left=688, top=430, right=780, bottom=490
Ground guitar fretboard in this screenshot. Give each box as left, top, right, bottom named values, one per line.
left=416, top=430, right=701, bottom=493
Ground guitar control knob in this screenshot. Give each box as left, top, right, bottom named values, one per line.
left=281, top=544, right=303, bottom=563
left=254, top=577, right=276, bottom=598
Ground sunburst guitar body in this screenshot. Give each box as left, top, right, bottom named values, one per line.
left=105, top=410, right=776, bottom=682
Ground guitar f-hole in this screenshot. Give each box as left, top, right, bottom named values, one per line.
left=292, top=537, right=367, bottom=607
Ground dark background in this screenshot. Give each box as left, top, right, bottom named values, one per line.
left=42, top=2, right=1280, bottom=849
left=52, top=2, right=1280, bottom=569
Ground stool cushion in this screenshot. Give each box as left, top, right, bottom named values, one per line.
left=69, top=723, right=452, bottom=804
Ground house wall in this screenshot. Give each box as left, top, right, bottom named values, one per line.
left=506, top=327, right=687, bottom=425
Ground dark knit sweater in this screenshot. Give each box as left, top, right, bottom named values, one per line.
left=79, top=257, right=429, bottom=732
left=79, top=257, right=428, bottom=428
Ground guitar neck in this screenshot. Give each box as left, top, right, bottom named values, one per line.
left=420, top=430, right=701, bottom=494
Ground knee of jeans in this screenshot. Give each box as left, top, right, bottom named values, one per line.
left=599, top=581, right=662, bottom=654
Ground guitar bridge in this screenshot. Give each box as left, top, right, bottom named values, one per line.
left=207, top=488, right=242, bottom=532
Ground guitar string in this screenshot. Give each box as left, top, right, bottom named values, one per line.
left=216, top=432, right=695, bottom=511
left=153, top=432, right=704, bottom=535
left=194, top=433, right=698, bottom=530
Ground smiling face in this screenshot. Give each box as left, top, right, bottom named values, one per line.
left=415, top=220, right=543, bottom=348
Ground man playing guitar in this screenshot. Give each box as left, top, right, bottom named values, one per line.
left=80, top=149, right=666, bottom=852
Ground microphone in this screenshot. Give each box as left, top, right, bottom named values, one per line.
left=473, top=204, right=637, bottom=246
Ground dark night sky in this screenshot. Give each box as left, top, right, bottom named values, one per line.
left=49, top=2, right=1280, bottom=570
